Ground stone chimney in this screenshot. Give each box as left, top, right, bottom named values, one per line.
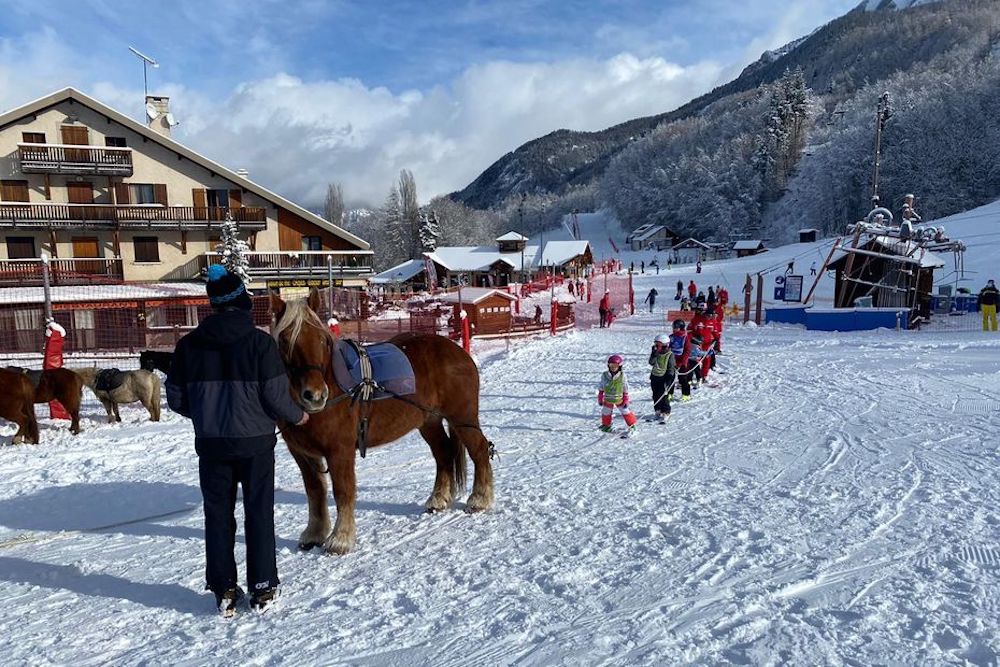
left=146, top=95, right=173, bottom=137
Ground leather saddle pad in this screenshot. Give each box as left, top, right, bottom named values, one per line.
left=95, top=368, right=126, bottom=392
left=6, top=366, right=42, bottom=389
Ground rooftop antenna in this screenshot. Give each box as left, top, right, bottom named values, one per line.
left=128, top=46, right=159, bottom=99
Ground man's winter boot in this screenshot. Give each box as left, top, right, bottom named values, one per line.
left=216, top=586, right=245, bottom=619
left=598, top=424, right=613, bottom=433
left=250, top=587, right=280, bottom=613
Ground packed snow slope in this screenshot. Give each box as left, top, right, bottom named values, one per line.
left=1, top=303, right=998, bottom=664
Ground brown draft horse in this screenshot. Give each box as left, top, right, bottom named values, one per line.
left=7, top=367, right=84, bottom=435
left=272, top=290, right=495, bottom=555
left=0, top=368, right=40, bottom=444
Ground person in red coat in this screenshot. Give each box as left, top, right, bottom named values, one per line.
left=598, top=290, right=611, bottom=328
left=688, top=280, right=697, bottom=299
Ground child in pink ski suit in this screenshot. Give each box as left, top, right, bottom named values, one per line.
left=597, top=354, right=638, bottom=434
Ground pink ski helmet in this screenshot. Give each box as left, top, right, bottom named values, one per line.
left=607, top=354, right=624, bottom=365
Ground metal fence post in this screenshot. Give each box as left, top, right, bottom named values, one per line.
left=41, top=252, right=53, bottom=323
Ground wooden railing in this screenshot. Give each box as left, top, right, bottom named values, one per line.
left=199, top=251, right=375, bottom=279
left=18, top=143, right=133, bottom=175
left=0, top=203, right=267, bottom=229
left=0, top=258, right=124, bottom=286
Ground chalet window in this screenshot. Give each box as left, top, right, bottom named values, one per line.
left=206, top=189, right=230, bottom=209
left=134, top=236, right=160, bottom=263
left=22, top=132, right=45, bottom=144
left=131, top=184, right=156, bottom=204
left=6, top=237, right=36, bottom=259
left=1, top=180, right=29, bottom=202
left=105, top=136, right=127, bottom=148
left=302, top=236, right=322, bottom=251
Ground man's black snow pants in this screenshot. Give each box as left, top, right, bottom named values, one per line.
left=199, top=449, right=279, bottom=596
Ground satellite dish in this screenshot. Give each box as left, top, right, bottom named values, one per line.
left=165, top=112, right=178, bottom=127
left=145, top=102, right=158, bottom=120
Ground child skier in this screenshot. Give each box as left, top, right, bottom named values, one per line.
left=668, top=319, right=699, bottom=401
left=648, top=334, right=676, bottom=423
left=597, top=354, right=638, bottom=437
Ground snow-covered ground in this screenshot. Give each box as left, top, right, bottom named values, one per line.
left=1, top=297, right=998, bottom=664
left=1, top=205, right=999, bottom=664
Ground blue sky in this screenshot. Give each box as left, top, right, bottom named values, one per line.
left=0, top=0, right=861, bottom=207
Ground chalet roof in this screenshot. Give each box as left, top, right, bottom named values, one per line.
left=632, top=225, right=666, bottom=241
left=673, top=238, right=713, bottom=250
left=0, top=281, right=207, bottom=305
left=0, top=87, right=369, bottom=250
left=496, top=232, right=528, bottom=242
left=370, top=259, right=426, bottom=284
left=539, top=240, right=591, bottom=266
left=732, top=239, right=765, bottom=250
left=437, top=288, right=517, bottom=305
left=426, top=246, right=537, bottom=272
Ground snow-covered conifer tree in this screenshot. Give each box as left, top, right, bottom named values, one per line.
left=215, top=212, right=252, bottom=286
left=418, top=209, right=441, bottom=251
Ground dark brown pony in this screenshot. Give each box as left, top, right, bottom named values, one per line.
left=0, top=368, right=40, bottom=444
left=8, top=368, right=84, bottom=435
left=272, top=290, right=495, bottom=555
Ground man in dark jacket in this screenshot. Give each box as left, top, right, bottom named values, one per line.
left=167, top=265, right=308, bottom=617
left=979, top=279, right=999, bottom=332
left=643, top=287, right=658, bottom=313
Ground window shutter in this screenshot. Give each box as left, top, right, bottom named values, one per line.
left=228, top=189, right=242, bottom=209
left=192, top=188, right=207, bottom=218
left=60, top=126, right=89, bottom=145
left=114, top=183, right=131, bottom=205
left=154, top=184, right=168, bottom=206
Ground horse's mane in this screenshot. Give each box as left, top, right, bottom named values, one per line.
left=272, top=299, right=330, bottom=353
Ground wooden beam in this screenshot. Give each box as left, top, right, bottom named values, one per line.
left=43, top=173, right=51, bottom=200
left=838, top=245, right=926, bottom=265
left=836, top=227, right=863, bottom=308
left=180, top=230, right=187, bottom=255
left=49, top=229, right=58, bottom=258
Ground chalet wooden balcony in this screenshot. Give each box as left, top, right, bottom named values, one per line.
left=0, top=203, right=267, bottom=231
left=199, top=251, right=375, bottom=282
left=0, top=257, right=124, bottom=286
left=18, top=142, right=134, bottom=176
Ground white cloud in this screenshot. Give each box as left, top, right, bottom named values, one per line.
left=174, top=54, right=725, bottom=209
left=0, top=28, right=726, bottom=211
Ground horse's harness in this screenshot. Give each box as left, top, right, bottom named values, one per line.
left=283, top=336, right=495, bottom=461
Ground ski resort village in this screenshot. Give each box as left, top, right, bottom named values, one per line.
left=0, top=0, right=998, bottom=665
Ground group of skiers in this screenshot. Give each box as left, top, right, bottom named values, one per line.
left=597, top=298, right=726, bottom=437
left=670, top=280, right=729, bottom=314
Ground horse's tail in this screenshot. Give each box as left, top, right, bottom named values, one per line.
left=446, top=422, right=468, bottom=494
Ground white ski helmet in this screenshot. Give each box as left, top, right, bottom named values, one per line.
left=654, top=334, right=670, bottom=345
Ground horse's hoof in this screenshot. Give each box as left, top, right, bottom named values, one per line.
left=324, top=534, right=354, bottom=555
left=298, top=541, right=321, bottom=551
left=465, top=492, right=494, bottom=513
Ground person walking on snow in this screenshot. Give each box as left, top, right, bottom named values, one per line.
left=668, top=319, right=699, bottom=401
left=599, top=289, right=611, bottom=328
left=644, top=287, right=658, bottom=313
left=167, top=264, right=309, bottom=617
left=675, top=280, right=684, bottom=300
left=648, top=334, right=676, bottom=423
left=597, top=354, right=638, bottom=436
left=810, top=261, right=817, bottom=276
left=979, top=279, right=999, bottom=331
left=688, top=280, right=697, bottom=299
left=696, top=260, right=702, bottom=274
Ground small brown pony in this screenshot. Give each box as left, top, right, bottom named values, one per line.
left=272, top=290, right=495, bottom=555
left=0, top=368, right=40, bottom=444
left=7, top=367, right=85, bottom=435
left=73, top=367, right=162, bottom=423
